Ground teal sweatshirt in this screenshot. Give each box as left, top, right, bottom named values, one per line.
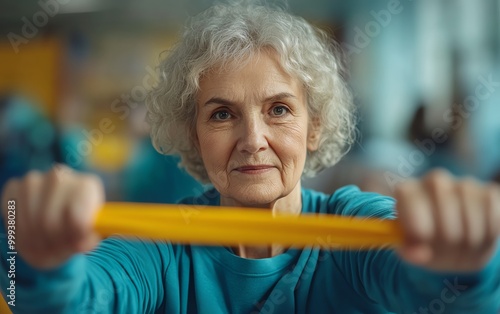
left=1, top=186, right=499, bottom=313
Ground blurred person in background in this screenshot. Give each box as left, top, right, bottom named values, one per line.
left=1, top=3, right=500, bottom=314
left=120, top=105, right=204, bottom=203
left=406, top=102, right=471, bottom=178
left=494, top=170, right=500, bottom=184
left=0, top=94, right=65, bottom=192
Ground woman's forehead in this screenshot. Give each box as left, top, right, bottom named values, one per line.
left=197, top=80, right=304, bottom=108
left=197, top=51, right=302, bottom=98
left=201, top=49, right=294, bottom=80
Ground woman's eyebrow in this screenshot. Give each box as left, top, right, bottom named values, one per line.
left=204, top=92, right=296, bottom=107
left=264, top=92, right=296, bottom=103
left=204, top=97, right=236, bottom=107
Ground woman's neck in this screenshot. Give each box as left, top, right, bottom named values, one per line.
left=220, top=182, right=303, bottom=215
left=220, top=183, right=303, bottom=259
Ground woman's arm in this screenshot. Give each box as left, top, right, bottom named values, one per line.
left=328, top=174, right=500, bottom=313
left=0, top=166, right=171, bottom=313
left=0, top=218, right=171, bottom=314
left=333, top=244, right=500, bottom=313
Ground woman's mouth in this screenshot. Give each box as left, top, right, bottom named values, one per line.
left=235, top=165, right=274, bottom=174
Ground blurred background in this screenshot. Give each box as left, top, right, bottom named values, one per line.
left=0, top=0, right=499, bottom=201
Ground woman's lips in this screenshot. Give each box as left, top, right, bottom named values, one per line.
left=235, top=165, right=274, bottom=174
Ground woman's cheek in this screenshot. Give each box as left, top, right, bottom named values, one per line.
left=201, top=130, right=234, bottom=183
left=273, top=124, right=308, bottom=153
left=200, top=126, right=232, bottom=153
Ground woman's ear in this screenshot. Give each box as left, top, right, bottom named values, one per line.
left=307, top=116, right=321, bottom=151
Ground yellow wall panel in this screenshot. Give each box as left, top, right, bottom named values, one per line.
left=0, top=38, right=61, bottom=118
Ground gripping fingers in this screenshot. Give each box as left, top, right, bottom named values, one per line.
left=35, top=167, right=73, bottom=255
left=486, top=184, right=500, bottom=245
left=428, top=172, right=463, bottom=268
left=395, top=179, right=434, bottom=265
left=19, top=171, right=46, bottom=257
left=1, top=179, right=20, bottom=220
left=64, top=173, right=104, bottom=253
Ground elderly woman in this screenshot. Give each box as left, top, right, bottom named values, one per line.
left=1, top=3, right=499, bottom=314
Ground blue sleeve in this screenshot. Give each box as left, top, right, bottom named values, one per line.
left=328, top=186, right=500, bottom=313
left=0, top=214, right=171, bottom=313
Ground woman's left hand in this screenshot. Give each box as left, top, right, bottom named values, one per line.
left=395, top=169, right=500, bottom=272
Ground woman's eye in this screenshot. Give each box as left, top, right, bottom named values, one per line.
left=211, top=110, right=231, bottom=120
left=271, top=105, right=289, bottom=116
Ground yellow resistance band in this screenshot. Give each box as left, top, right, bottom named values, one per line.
left=94, top=202, right=403, bottom=249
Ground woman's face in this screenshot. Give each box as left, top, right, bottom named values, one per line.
left=196, top=50, right=318, bottom=206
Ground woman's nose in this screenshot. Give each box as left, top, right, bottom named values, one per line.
left=236, top=115, right=269, bottom=154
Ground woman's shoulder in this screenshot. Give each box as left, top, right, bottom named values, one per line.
left=302, top=185, right=396, bottom=219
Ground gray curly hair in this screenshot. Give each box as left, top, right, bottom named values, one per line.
left=146, top=2, right=356, bottom=184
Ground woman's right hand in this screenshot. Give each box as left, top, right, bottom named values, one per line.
left=1, top=165, right=104, bottom=270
